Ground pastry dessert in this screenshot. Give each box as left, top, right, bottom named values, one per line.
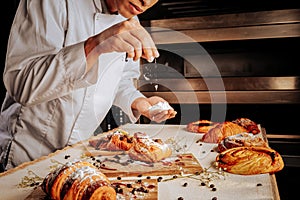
left=201, top=121, right=247, bottom=143
left=216, top=146, right=284, bottom=175
left=128, top=132, right=172, bottom=163
left=42, top=161, right=116, bottom=200
left=232, top=118, right=260, bottom=134
left=218, top=132, right=268, bottom=152
left=186, top=120, right=217, bottom=133
left=89, top=129, right=134, bottom=151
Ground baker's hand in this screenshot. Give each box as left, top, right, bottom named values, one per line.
left=132, top=96, right=177, bottom=123
left=85, top=18, right=159, bottom=71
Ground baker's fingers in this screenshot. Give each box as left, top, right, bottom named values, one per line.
left=123, top=36, right=143, bottom=61
left=95, top=18, right=159, bottom=61
left=129, top=25, right=158, bottom=62
left=142, top=48, right=156, bottom=62
left=151, top=110, right=176, bottom=123
left=169, top=110, right=177, bottom=119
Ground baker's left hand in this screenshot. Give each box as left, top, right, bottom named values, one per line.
left=132, top=96, right=177, bottom=123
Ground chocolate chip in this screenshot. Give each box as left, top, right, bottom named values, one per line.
left=131, top=188, right=136, bottom=194
left=157, top=177, right=163, bottom=182
left=136, top=179, right=142, bottom=184
left=116, top=188, right=123, bottom=194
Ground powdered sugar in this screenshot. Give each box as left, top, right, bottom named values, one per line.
left=148, top=102, right=172, bottom=112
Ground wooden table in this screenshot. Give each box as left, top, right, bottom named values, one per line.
left=0, top=124, right=280, bottom=200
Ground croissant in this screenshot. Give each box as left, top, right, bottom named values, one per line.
left=186, top=120, right=217, bottom=133
left=232, top=118, right=260, bottom=134
left=42, top=161, right=116, bottom=200
left=89, top=129, right=134, bottom=151
left=216, top=146, right=284, bottom=175
left=218, top=132, right=268, bottom=152
left=128, top=132, right=172, bottom=163
left=202, top=121, right=247, bottom=143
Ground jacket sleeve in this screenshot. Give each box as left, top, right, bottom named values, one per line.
left=3, top=0, right=96, bottom=106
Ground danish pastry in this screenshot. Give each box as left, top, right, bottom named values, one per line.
left=216, top=146, right=284, bottom=175
left=89, top=129, right=134, bottom=151
left=186, top=120, right=217, bottom=133
left=128, top=132, right=172, bottom=163
left=218, top=132, right=268, bottom=152
left=41, top=161, right=116, bottom=200
left=232, top=118, right=260, bottom=134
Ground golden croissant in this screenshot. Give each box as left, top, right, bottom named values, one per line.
left=202, top=121, right=247, bottom=143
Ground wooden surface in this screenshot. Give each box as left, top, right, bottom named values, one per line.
left=0, top=124, right=281, bottom=200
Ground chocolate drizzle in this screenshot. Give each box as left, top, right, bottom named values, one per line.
left=60, top=172, right=78, bottom=200
left=82, top=180, right=109, bottom=200
left=42, top=163, right=69, bottom=195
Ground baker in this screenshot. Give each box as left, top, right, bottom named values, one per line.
left=0, top=0, right=176, bottom=172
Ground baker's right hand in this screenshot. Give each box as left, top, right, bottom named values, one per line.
left=85, top=18, right=159, bottom=68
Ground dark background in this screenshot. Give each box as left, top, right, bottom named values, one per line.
left=0, top=1, right=19, bottom=102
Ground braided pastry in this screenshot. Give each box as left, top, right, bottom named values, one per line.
left=128, top=132, right=172, bottom=163
left=42, top=161, right=116, bottom=200
left=216, top=146, right=284, bottom=175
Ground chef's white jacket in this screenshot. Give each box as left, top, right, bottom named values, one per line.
left=0, top=0, right=144, bottom=170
